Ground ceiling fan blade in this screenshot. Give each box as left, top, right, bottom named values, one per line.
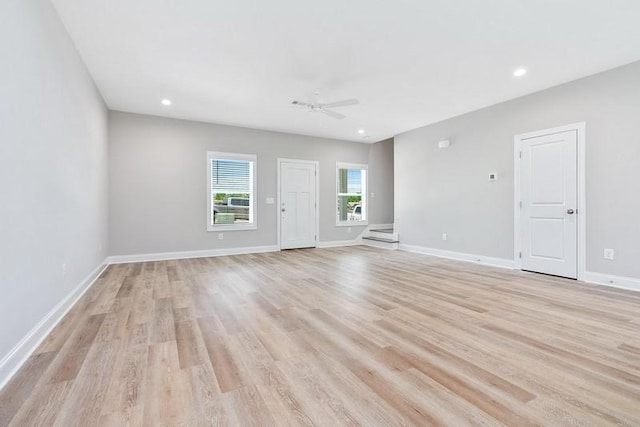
left=292, top=100, right=314, bottom=108
left=322, top=98, right=359, bottom=109
left=320, top=109, right=346, bottom=120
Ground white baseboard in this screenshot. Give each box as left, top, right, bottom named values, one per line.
left=398, top=244, right=515, bottom=269
left=317, top=239, right=362, bottom=248
left=0, top=259, right=109, bottom=390
left=583, top=271, right=640, bottom=292
left=108, top=245, right=280, bottom=264
left=398, top=244, right=640, bottom=293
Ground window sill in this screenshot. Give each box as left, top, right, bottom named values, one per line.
left=208, top=224, right=257, bottom=232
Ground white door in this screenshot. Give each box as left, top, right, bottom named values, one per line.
left=280, top=161, right=317, bottom=249
left=520, top=130, right=578, bottom=278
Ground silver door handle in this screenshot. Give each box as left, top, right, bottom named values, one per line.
left=281, top=208, right=286, bottom=212
left=567, top=209, right=575, bottom=215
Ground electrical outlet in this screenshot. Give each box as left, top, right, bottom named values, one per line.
left=371, top=192, right=376, bottom=198
left=62, top=263, right=67, bottom=275
left=603, top=248, right=614, bottom=260
left=442, top=233, right=447, bottom=241
left=218, top=233, right=224, bottom=240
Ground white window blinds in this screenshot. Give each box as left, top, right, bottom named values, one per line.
left=211, top=159, right=251, bottom=193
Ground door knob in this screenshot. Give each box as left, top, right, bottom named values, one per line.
left=281, top=208, right=286, bottom=212
left=567, top=209, right=575, bottom=215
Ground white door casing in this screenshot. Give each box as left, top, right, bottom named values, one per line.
left=279, top=160, right=318, bottom=250
left=514, top=123, right=585, bottom=280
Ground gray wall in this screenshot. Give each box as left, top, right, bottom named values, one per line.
left=108, top=112, right=393, bottom=255
left=0, top=0, right=108, bottom=365
left=368, top=138, right=394, bottom=225
left=395, top=61, right=640, bottom=278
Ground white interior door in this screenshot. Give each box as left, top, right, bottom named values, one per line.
left=280, top=161, right=317, bottom=249
left=520, top=130, right=578, bottom=278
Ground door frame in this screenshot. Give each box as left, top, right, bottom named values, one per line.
left=513, top=122, right=586, bottom=280
left=277, top=158, right=320, bottom=250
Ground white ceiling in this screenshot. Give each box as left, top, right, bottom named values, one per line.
left=52, top=0, right=640, bottom=142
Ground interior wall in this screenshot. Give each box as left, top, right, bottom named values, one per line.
left=395, top=60, right=640, bottom=279
left=368, top=138, right=394, bottom=225
left=108, top=111, right=391, bottom=256
left=0, top=0, right=108, bottom=372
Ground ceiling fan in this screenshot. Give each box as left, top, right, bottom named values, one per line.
left=291, top=96, right=359, bottom=120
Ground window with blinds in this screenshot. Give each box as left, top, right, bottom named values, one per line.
left=207, top=152, right=256, bottom=230
left=336, top=162, right=368, bottom=225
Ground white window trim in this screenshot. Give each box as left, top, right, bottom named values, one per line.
left=207, top=151, right=257, bottom=231
left=336, top=162, right=368, bottom=227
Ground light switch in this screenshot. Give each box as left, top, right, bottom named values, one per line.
left=266, top=197, right=274, bottom=204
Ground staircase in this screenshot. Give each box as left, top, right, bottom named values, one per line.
left=362, top=227, right=399, bottom=250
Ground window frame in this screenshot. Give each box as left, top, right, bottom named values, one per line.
left=335, top=162, right=368, bottom=227
left=207, top=151, right=257, bottom=231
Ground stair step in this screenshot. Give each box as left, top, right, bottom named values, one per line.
left=369, top=230, right=398, bottom=241
left=362, top=236, right=399, bottom=244
left=370, top=228, right=394, bottom=234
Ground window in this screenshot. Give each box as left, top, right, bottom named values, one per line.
left=207, top=152, right=256, bottom=231
left=336, top=162, right=367, bottom=225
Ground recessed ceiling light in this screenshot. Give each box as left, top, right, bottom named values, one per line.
left=513, top=68, right=527, bottom=77
left=358, top=129, right=365, bottom=134
left=161, top=99, right=172, bottom=106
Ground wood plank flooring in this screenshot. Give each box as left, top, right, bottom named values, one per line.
left=1, top=246, right=639, bottom=426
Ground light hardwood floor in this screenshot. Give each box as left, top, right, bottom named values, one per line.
left=1, top=246, right=639, bottom=426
